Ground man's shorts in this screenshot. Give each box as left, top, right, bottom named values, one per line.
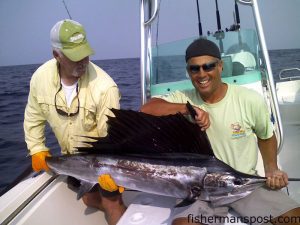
left=172, top=187, right=300, bottom=225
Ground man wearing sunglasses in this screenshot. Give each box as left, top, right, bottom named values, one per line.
left=99, top=38, right=300, bottom=224
left=24, top=19, right=125, bottom=224
left=141, top=38, right=300, bottom=225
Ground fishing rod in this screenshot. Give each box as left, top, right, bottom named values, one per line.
left=234, top=0, right=240, bottom=29
left=196, top=0, right=203, bottom=36
left=226, top=0, right=240, bottom=32
left=214, top=0, right=224, bottom=54
left=62, top=0, right=72, bottom=20
left=215, top=0, right=221, bottom=32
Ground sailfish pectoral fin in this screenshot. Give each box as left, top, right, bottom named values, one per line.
left=174, top=198, right=197, bottom=208
left=76, top=181, right=96, bottom=200
left=174, top=185, right=202, bottom=208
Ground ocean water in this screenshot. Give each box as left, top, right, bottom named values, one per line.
left=0, top=49, right=299, bottom=193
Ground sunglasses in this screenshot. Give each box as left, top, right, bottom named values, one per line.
left=186, top=60, right=219, bottom=74
left=54, top=83, right=80, bottom=117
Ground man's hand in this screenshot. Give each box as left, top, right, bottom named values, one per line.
left=31, top=151, right=51, bottom=172
left=265, top=169, right=289, bottom=190
left=98, top=174, right=124, bottom=193
left=194, top=107, right=210, bottom=131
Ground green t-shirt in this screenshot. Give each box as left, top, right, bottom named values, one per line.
left=160, top=84, right=274, bottom=174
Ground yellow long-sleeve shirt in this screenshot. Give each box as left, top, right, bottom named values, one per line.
left=24, top=59, right=120, bottom=155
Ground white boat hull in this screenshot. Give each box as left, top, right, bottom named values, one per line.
left=0, top=173, right=107, bottom=225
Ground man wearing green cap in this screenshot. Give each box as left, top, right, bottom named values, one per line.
left=24, top=19, right=125, bottom=224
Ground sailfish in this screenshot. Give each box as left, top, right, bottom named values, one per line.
left=46, top=108, right=299, bottom=207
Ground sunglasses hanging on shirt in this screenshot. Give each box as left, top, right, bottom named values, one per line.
left=54, top=82, right=80, bottom=117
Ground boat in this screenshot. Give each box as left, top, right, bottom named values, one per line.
left=1, top=1, right=299, bottom=224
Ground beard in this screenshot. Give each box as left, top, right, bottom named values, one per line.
left=71, top=64, right=88, bottom=78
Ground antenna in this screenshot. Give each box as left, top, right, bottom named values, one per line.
left=62, top=0, right=72, bottom=20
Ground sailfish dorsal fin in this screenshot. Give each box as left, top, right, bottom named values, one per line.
left=77, top=108, right=214, bottom=156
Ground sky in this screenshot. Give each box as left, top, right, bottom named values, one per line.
left=0, top=0, right=299, bottom=66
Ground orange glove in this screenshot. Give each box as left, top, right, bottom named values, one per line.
left=98, top=174, right=124, bottom=193
left=31, top=151, right=51, bottom=172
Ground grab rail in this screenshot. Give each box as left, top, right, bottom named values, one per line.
left=144, top=0, right=159, bottom=25
left=279, top=68, right=300, bottom=81
left=140, top=0, right=159, bottom=104
left=237, top=0, right=252, bottom=5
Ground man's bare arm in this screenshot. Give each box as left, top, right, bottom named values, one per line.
left=140, top=98, right=188, bottom=116
left=258, top=134, right=288, bottom=189
left=140, top=98, right=210, bottom=130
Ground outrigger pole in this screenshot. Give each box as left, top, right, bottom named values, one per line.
left=62, top=0, right=72, bottom=20
left=196, top=0, right=203, bottom=36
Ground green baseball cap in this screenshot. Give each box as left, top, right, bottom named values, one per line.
left=50, top=19, right=94, bottom=62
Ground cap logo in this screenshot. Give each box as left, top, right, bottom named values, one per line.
left=69, top=33, right=84, bottom=43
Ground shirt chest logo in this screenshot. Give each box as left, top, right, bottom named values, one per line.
left=231, top=122, right=246, bottom=139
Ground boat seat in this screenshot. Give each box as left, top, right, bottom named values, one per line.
left=118, top=192, right=267, bottom=225
left=231, top=51, right=257, bottom=69
left=224, top=51, right=257, bottom=77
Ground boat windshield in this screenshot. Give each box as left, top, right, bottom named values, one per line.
left=151, top=29, right=263, bottom=96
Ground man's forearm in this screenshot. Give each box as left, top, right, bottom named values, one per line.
left=258, top=133, right=289, bottom=189
left=258, top=134, right=278, bottom=173
left=140, top=98, right=187, bottom=116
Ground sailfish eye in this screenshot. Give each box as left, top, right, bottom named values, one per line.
left=233, top=178, right=242, bottom=185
